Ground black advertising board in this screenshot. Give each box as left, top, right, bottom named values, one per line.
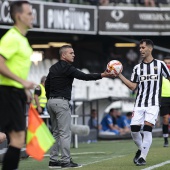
left=98, top=6, right=170, bottom=35
left=43, top=3, right=97, bottom=34
left=0, top=1, right=41, bottom=29
left=0, top=1, right=97, bottom=35
left=1, top=1, right=170, bottom=35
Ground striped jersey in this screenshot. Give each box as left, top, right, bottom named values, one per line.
left=131, top=59, right=170, bottom=107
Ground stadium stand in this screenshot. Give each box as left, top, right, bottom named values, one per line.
left=28, top=60, right=130, bottom=100
left=29, top=0, right=170, bottom=6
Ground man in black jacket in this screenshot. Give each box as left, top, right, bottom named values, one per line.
left=45, top=45, right=115, bottom=169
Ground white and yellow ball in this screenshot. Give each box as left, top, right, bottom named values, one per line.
left=106, top=60, right=123, bottom=75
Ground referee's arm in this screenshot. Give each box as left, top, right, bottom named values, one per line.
left=118, top=73, right=137, bottom=91
left=0, top=55, right=35, bottom=89
left=0, top=55, right=22, bottom=83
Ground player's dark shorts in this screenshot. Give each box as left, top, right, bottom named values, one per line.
left=0, top=85, right=27, bottom=132
left=160, top=97, right=170, bottom=117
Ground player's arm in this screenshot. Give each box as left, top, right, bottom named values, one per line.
left=34, top=86, right=42, bottom=113
left=34, top=94, right=40, bottom=107
left=118, top=73, right=137, bottom=91
left=107, top=117, right=119, bottom=130
left=0, top=55, right=35, bottom=89
left=109, top=124, right=118, bottom=130
left=34, top=94, right=42, bottom=113
left=161, top=61, right=170, bottom=81
left=113, top=124, right=121, bottom=130
left=67, top=65, right=115, bottom=81
left=45, top=72, right=50, bottom=99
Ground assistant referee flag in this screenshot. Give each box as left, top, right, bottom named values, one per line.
left=26, top=104, right=55, bottom=161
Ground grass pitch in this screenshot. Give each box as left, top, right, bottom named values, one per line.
left=2, top=137, right=170, bottom=170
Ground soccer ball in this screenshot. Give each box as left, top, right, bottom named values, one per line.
left=106, top=60, right=123, bottom=75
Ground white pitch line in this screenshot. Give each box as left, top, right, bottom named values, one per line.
left=44, top=153, right=126, bottom=167
left=142, top=160, right=170, bottom=170
left=83, top=155, right=126, bottom=166
left=26, top=154, right=126, bottom=168
left=44, top=152, right=106, bottom=157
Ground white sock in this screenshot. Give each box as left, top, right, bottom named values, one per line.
left=163, top=134, right=169, bottom=138
left=140, top=131, right=152, bottom=160
left=131, top=131, right=142, bottom=151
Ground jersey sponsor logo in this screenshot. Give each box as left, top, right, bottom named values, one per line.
left=140, top=74, right=158, bottom=81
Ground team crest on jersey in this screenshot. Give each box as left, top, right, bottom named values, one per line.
left=154, top=66, right=158, bottom=70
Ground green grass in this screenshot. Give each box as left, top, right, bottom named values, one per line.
left=1, top=137, right=170, bottom=170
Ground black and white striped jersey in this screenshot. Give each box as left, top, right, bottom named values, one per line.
left=131, top=59, right=170, bottom=107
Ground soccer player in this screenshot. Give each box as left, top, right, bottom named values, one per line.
left=160, top=56, right=170, bottom=147
left=88, top=109, right=98, bottom=129
left=100, top=108, right=121, bottom=135
left=118, top=39, right=170, bottom=166
left=0, top=1, right=35, bottom=169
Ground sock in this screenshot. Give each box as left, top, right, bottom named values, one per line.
left=162, top=124, right=169, bottom=141
left=140, top=131, right=152, bottom=160
left=131, top=131, right=142, bottom=151
left=164, top=137, right=168, bottom=143
left=2, top=146, right=20, bottom=170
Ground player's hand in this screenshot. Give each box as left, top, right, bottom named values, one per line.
left=101, top=70, right=118, bottom=78
left=37, top=106, right=42, bottom=114
left=21, top=80, right=37, bottom=89
left=25, top=89, right=33, bottom=103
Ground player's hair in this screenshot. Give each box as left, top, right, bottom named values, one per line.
left=41, top=76, right=46, bottom=83
left=59, top=45, right=72, bottom=57
left=10, top=1, right=30, bottom=23
left=109, top=108, right=114, bottom=113
left=140, top=39, right=154, bottom=48
left=126, top=112, right=132, bottom=117
left=91, top=109, right=96, bottom=114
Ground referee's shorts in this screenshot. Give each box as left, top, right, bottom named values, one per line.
left=160, top=97, right=170, bottom=117
left=0, top=85, right=27, bottom=132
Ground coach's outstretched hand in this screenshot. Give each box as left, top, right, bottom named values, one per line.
left=101, top=71, right=118, bottom=78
